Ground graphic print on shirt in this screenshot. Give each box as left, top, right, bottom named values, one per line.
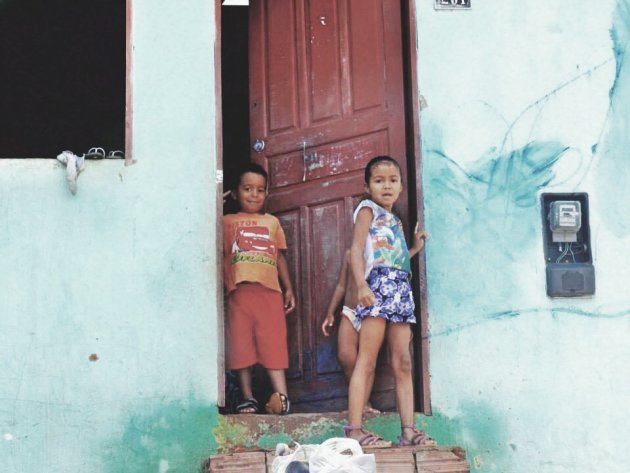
left=370, top=213, right=409, bottom=271
left=231, top=226, right=277, bottom=267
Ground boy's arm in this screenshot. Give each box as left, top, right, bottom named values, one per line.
left=408, top=222, right=429, bottom=258
left=277, top=251, right=296, bottom=314
left=351, top=208, right=375, bottom=307
left=321, top=253, right=349, bottom=336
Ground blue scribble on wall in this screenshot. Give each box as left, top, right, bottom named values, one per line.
left=427, top=140, right=568, bottom=247
left=596, top=0, right=630, bottom=236
left=424, top=139, right=569, bottom=321
left=430, top=306, right=630, bottom=338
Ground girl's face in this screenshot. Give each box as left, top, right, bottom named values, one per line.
left=233, top=172, right=267, bottom=214
left=365, top=162, right=402, bottom=211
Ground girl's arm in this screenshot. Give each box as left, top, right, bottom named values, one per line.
left=277, top=251, right=296, bottom=314
left=350, top=207, right=375, bottom=307
left=321, top=251, right=350, bottom=336
left=408, top=222, right=429, bottom=258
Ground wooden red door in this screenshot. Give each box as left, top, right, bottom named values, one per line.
left=249, top=0, right=408, bottom=412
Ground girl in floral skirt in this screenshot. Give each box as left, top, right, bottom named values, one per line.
left=343, top=156, right=433, bottom=448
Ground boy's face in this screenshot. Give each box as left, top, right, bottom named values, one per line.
left=233, top=172, right=267, bottom=214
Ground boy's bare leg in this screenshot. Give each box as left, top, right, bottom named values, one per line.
left=337, top=316, right=359, bottom=381
left=338, top=317, right=379, bottom=413
left=267, top=369, right=288, bottom=395
left=237, top=367, right=254, bottom=400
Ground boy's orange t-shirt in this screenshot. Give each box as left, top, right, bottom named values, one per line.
left=223, top=212, right=287, bottom=293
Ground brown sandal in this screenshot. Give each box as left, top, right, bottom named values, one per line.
left=343, top=425, right=392, bottom=448
left=398, top=425, right=436, bottom=446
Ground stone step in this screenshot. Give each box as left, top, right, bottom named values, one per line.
left=205, top=412, right=469, bottom=472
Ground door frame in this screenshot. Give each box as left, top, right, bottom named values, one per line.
left=213, top=0, right=430, bottom=414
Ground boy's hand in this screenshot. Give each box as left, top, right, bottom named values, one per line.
left=283, top=289, right=296, bottom=315
left=411, top=222, right=429, bottom=252
left=357, top=284, right=375, bottom=308
left=321, top=312, right=335, bottom=336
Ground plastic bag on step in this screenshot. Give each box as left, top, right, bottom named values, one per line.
left=272, top=442, right=317, bottom=473
left=309, top=438, right=376, bottom=473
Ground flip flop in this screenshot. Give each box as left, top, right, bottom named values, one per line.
left=85, top=147, right=106, bottom=159
left=106, top=150, right=125, bottom=159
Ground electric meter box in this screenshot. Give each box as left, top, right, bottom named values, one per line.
left=549, top=200, right=581, bottom=242
left=541, top=193, right=594, bottom=297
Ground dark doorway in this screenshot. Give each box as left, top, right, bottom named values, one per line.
left=221, top=5, right=250, bottom=202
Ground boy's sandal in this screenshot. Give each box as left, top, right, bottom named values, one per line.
left=343, top=425, right=392, bottom=449
left=236, top=398, right=259, bottom=414
left=265, top=392, right=290, bottom=415
left=398, top=425, right=436, bottom=446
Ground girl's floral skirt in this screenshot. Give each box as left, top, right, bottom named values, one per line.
left=355, top=266, right=416, bottom=328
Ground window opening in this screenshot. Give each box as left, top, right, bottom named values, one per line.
left=0, top=0, right=126, bottom=158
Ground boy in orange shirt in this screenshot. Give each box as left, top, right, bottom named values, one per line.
left=223, top=163, right=295, bottom=414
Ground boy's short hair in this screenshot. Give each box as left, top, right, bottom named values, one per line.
left=231, top=162, right=268, bottom=191
left=364, top=155, right=402, bottom=184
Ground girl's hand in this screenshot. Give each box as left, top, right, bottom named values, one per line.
left=410, top=222, right=429, bottom=253
left=321, top=313, right=335, bottom=336
left=284, top=289, right=296, bottom=315
left=357, top=284, right=375, bottom=307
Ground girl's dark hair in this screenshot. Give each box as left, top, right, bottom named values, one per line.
left=230, top=162, right=268, bottom=191
left=364, top=155, right=402, bottom=184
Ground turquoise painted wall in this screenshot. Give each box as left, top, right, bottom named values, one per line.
left=0, top=1, right=220, bottom=472
left=417, top=1, right=630, bottom=471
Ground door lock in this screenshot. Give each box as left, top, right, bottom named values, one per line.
left=252, top=139, right=265, bottom=153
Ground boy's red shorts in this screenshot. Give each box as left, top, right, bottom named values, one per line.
left=227, top=282, right=288, bottom=370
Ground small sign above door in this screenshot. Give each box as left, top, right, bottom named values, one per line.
left=435, top=0, right=471, bottom=9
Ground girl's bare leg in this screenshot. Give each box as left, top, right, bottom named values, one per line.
left=338, top=317, right=378, bottom=412
left=386, top=323, right=415, bottom=437
left=347, top=317, right=386, bottom=432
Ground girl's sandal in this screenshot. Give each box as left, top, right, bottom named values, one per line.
left=235, top=398, right=259, bottom=414
left=398, top=425, right=436, bottom=446
left=343, top=425, right=392, bottom=449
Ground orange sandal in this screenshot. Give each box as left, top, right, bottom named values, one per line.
left=265, top=392, right=290, bottom=415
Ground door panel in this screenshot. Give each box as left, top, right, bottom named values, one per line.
left=250, top=0, right=407, bottom=412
